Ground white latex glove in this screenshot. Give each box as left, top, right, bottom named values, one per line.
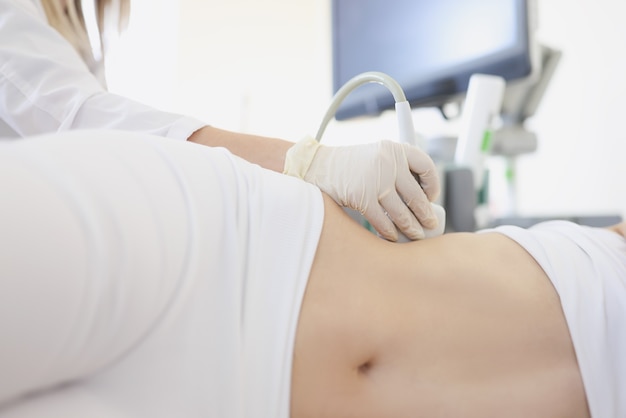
left=283, top=136, right=441, bottom=241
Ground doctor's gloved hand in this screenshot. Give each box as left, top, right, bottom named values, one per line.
left=283, top=136, right=441, bottom=241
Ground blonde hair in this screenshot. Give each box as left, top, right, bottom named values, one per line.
left=41, top=0, right=130, bottom=69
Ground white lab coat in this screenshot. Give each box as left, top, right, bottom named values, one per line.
left=0, top=0, right=205, bottom=139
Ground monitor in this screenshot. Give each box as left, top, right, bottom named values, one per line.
left=331, top=0, right=539, bottom=120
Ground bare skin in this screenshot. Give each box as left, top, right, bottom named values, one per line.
left=608, top=222, right=626, bottom=238
left=290, top=195, right=604, bottom=418
left=188, top=126, right=292, bottom=173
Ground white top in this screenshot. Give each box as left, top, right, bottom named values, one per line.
left=0, top=0, right=205, bottom=140
left=0, top=130, right=324, bottom=418
left=490, top=221, right=626, bottom=418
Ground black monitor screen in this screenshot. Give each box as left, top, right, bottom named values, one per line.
left=332, top=0, right=535, bottom=120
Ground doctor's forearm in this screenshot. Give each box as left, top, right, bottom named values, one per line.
left=188, top=125, right=293, bottom=173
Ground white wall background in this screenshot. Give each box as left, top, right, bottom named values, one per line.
left=107, top=0, right=626, bottom=220
left=517, top=0, right=626, bottom=220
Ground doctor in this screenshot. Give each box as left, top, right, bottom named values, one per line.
left=0, top=0, right=440, bottom=241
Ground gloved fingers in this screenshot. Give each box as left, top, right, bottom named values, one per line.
left=379, top=191, right=425, bottom=240
left=402, top=144, right=441, bottom=202
left=395, top=171, right=438, bottom=230
left=362, top=203, right=399, bottom=242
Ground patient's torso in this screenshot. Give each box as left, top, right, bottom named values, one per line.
left=291, top=197, right=590, bottom=418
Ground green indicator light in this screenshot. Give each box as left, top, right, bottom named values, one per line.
left=506, top=166, right=515, bottom=181
left=481, top=130, right=493, bottom=152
